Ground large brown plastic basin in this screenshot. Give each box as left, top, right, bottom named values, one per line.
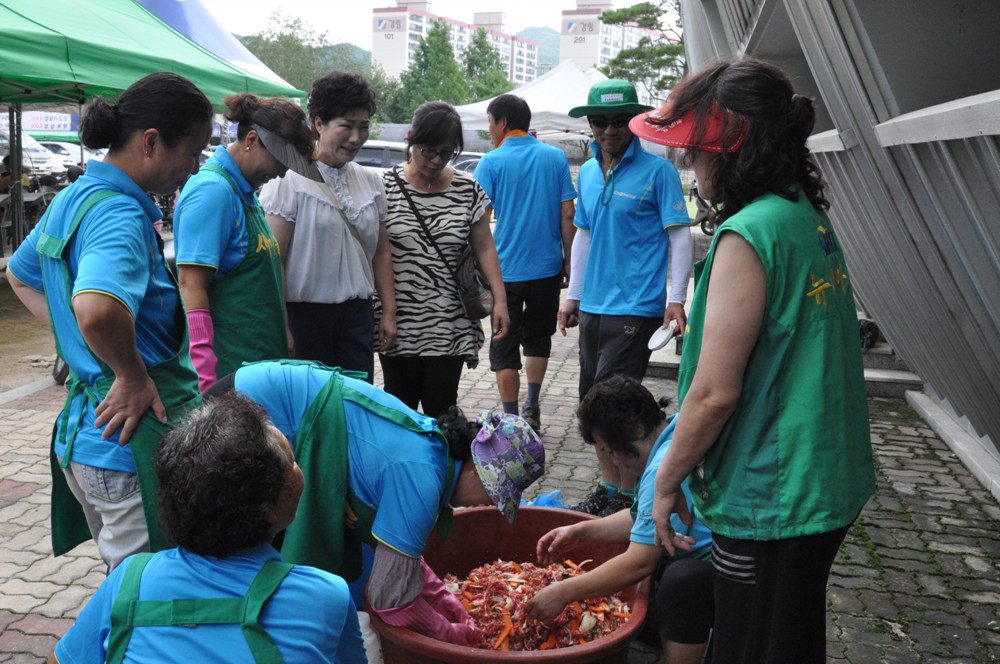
left=367, top=506, right=650, bottom=664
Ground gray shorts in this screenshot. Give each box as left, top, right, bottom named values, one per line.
left=60, top=461, right=149, bottom=571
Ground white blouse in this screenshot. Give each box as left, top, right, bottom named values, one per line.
left=260, top=161, right=386, bottom=304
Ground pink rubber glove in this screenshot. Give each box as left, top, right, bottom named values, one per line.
left=186, top=309, right=218, bottom=393
left=420, top=557, right=472, bottom=624
left=374, top=597, right=482, bottom=646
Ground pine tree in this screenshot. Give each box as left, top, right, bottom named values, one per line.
left=396, top=21, right=469, bottom=120
left=599, top=1, right=685, bottom=102
left=463, top=27, right=513, bottom=102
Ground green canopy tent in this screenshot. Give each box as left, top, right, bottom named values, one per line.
left=0, top=0, right=304, bottom=252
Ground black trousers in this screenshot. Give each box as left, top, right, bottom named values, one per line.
left=378, top=354, right=466, bottom=418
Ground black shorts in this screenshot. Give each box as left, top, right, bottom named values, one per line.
left=488, top=275, right=561, bottom=372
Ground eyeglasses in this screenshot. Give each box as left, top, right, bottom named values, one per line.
left=589, top=118, right=631, bottom=130
left=419, top=147, right=458, bottom=161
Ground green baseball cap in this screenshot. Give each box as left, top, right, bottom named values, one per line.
left=568, top=79, right=653, bottom=118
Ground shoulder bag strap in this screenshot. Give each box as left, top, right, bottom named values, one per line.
left=390, top=168, right=461, bottom=286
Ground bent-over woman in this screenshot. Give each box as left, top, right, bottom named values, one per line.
left=207, top=360, right=543, bottom=645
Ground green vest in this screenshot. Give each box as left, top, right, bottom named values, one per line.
left=269, top=361, right=454, bottom=581
left=678, top=192, right=875, bottom=540
left=105, top=552, right=292, bottom=664
left=200, top=164, right=288, bottom=377
left=36, top=191, right=201, bottom=555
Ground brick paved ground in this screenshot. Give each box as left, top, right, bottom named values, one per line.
left=0, top=326, right=998, bottom=662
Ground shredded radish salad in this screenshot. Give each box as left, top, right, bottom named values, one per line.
left=444, top=559, right=631, bottom=651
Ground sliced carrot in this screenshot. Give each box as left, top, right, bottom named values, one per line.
left=460, top=598, right=472, bottom=612
left=569, top=617, right=580, bottom=632
left=493, top=624, right=512, bottom=649
left=463, top=590, right=474, bottom=599
left=499, top=637, right=510, bottom=651
left=564, top=559, right=580, bottom=570
left=502, top=609, right=514, bottom=631
left=511, top=561, right=522, bottom=572
left=539, top=633, right=557, bottom=650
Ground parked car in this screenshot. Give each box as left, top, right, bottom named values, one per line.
left=39, top=141, right=104, bottom=168
left=452, top=151, right=484, bottom=174
left=0, top=131, right=65, bottom=180
left=355, top=140, right=408, bottom=170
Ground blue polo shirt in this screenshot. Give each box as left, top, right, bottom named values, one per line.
left=631, top=415, right=712, bottom=559
left=8, top=160, right=183, bottom=472
left=173, top=145, right=256, bottom=277
left=575, top=137, right=690, bottom=316
left=53, top=544, right=365, bottom=664
left=232, top=362, right=460, bottom=558
left=473, top=135, right=577, bottom=282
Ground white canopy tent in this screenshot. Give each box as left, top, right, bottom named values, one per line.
left=456, top=60, right=607, bottom=143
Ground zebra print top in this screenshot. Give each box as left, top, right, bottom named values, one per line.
left=376, top=165, right=492, bottom=366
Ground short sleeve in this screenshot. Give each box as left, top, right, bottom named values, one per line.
left=72, top=199, right=154, bottom=317
left=469, top=177, right=491, bottom=226
left=656, top=160, right=692, bottom=229
left=173, top=178, right=238, bottom=270
left=7, top=224, right=44, bottom=291
left=53, top=556, right=129, bottom=664
left=472, top=158, right=494, bottom=202
left=375, top=173, right=387, bottom=222
left=574, top=194, right=592, bottom=231
left=559, top=155, right=577, bottom=202
left=370, top=457, right=443, bottom=557
left=259, top=173, right=300, bottom=223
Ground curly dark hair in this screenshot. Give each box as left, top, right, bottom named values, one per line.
left=653, top=58, right=828, bottom=231
left=307, top=71, right=377, bottom=125
left=436, top=405, right=479, bottom=462
left=577, top=375, right=667, bottom=458
left=156, top=393, right=292, bottom=557
left=224, top=93, right=316, bottom=160
left=405, top=100, right=464, bottom=160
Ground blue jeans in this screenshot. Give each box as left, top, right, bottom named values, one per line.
left=60, top=461, right=148, bottom=571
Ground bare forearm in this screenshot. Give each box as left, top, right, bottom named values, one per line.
left=657, top=385, right=737, bottom=492
left=553, top=544, right=658, bottom=603
left=73, top=293, right=148, bottom=380
left=7, top=271, right=50, bottom=324
left=373, top=241, right=397, bottom=317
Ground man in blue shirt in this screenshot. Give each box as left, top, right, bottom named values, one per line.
left=474, top=95, right=577, bottom=431
left=560, top=80, right=694, bottom=516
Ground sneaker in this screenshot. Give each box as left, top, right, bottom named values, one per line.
left=569, top=485, right=611, bottom=515
left=521, top=403, right=541, bottom=431
left=598, top=491, right=634, bottom=517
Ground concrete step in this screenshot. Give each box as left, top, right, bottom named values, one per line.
left=862, top=341, right=910, bottom=371
left=646, top=342, right=923, bottom=398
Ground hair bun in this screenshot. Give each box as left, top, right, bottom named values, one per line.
left=787, top=94, right=816, bottom=146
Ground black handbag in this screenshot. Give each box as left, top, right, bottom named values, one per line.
left=391, top=169, right=493, bottom=320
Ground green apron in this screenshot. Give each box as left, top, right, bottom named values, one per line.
left=105, top=552, right=292, bottom=664
left=36, top=191, right=201, bottom=556
left=272, top=360, right=454, bottom=582
left=199, top=164, right=288, bottom=378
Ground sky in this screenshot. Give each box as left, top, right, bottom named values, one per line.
left=198, top=0, right=657, bottom=51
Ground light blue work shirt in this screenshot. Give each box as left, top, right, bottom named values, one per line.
left=473, top=134, right=577, bottom=282
left=232, top=361, right=460, bottom=558
left=8, top=160, right=183, bottom=472
left=53, top=544, right=365, bottom=664
left=631, top=415, right=713, bottom=559
left=575, top=137, right=690, bottom=316
left=173, top=145, right=256, bottom=277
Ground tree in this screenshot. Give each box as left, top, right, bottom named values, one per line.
left=395, top=21, right=469, bottom=120
left=599, top=1, right=685, bottom=102
left=239, top=11, right=369, bottom=93
left=368, top=62, right=407, bottom=124
left=463, top=28, right=513, bottom=102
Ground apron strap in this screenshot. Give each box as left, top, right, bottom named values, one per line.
left=106, top=553, right=292, bottom=664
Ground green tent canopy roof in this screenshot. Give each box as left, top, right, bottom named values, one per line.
left=0, top=0, right=303, bottom=108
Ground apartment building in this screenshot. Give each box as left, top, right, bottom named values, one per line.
left=372, top=1, right=538, bottom=86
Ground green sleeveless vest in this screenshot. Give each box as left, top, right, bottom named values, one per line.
left=678, top=192, right=875, bottom=540
left=198, top=164, right=288, bottom=377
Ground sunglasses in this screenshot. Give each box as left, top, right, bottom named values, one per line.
left=589, top=118, right=631, bottom=130
left=420, top=147, right=458, bottom=161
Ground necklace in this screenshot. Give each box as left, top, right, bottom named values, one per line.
left=404, top=163, right=447, bottom=192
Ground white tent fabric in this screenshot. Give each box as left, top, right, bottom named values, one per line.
left=456, top=60, right=607, bottom=143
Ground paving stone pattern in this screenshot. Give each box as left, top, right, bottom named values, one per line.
left=0, top=330, right=997, bottom=662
